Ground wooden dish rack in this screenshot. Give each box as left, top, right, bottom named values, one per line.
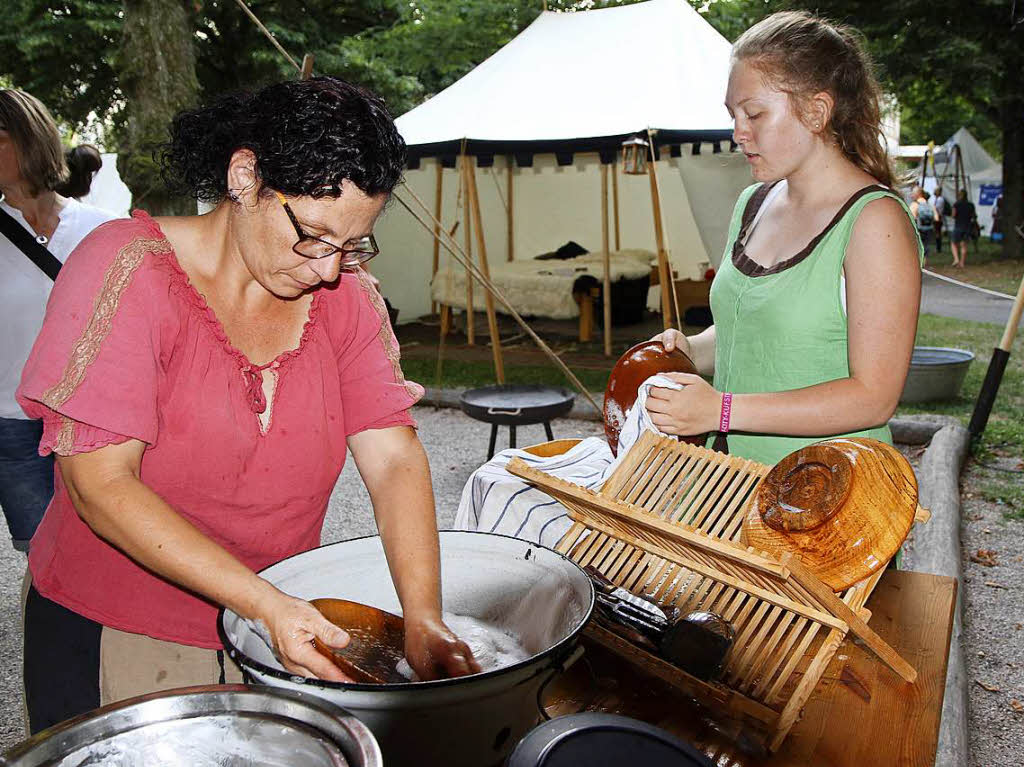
left=507, top=431, right=919, bottom=752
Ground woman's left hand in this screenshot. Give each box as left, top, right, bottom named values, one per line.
left=403, top=613, right=482, bottom=681
left=644, top=373, right=723, bottom=436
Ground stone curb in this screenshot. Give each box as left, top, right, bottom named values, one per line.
left=421, top=394, right=971, bottom=763
left=911, top=422, right=972, bottom=767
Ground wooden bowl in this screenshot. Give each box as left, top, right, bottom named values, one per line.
left=603, top=341, right=704, bottom=455
left=741, top=438, right=918, bottom=592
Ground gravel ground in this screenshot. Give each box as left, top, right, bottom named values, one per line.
left=0, top=406, right=603, bottom=752
left=2, top=413, right=1019, bottom=763
left=958, top=458, right=1024, bottom=766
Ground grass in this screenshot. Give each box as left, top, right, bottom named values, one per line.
left=401, top=356, right=613, bottom=394
left=406, top=312, right=1024, bottom=459
left=927, top=237, right=1023, bottom=296
left=899, top=313, right=1024, bottom=458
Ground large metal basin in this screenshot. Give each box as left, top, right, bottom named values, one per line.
left=220, top=531, right=595, bottom=767
left=899, top=346, right=974, bottom=404
left=1, top=685, right=380, bottom=767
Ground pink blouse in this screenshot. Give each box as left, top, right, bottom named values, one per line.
left=18, top=212, right=423, bottom=648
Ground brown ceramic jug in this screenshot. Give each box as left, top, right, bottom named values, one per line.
left=603, top=340, right=704, bottom=455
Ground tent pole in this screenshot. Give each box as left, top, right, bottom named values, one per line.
left=507, top=157, right=515, bottom=262
left=601, top=162, right=612, bottom=357
left=646, top=145, right=677, bottom=329
left=612, top=158, right=621, bottom=250
left=460, top=152, right=475, bottom=345
left=431, top=161, right=443, bottom=315
left=466, top=158, right=506, bottom=382
left=396, top=186, right=600, bottom=414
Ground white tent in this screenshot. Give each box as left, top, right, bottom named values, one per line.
left=372, top=0, right=752, bottom=326
left=918, top=127, right=1003, bottom=233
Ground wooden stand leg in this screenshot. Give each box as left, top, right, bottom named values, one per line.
left=488, top=424, right=498, bottom=460
left=544, top=421, right=554, bottom=441
left=578, top=289, right=596, bottom=343
left=440, top=304, right=452, bottom=336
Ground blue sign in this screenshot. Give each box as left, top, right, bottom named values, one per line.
left=979, top=184, right=1002, bottom=206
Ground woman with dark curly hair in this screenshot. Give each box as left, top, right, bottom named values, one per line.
left=646, top=12, right=922, bottom=465
left=17, top=77, right=478, bottom=732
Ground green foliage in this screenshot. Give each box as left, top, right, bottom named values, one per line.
left=0, top=1, right=122, bottom=139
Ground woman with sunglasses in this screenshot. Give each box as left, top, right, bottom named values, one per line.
left=17, top=77, right=479, bottom=732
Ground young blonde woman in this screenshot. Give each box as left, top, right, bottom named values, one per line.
left=646, top=11, right=922, bottom=466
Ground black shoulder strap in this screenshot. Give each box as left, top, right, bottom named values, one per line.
left=0, top=205, right=62, bottom=280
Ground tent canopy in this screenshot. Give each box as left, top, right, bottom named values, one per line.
left=923, top=127, right=1002, bottom=185
left=396, top=0, right=735, bottom=166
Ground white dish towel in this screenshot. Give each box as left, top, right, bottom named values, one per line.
left=452, top=374, right=684, bottom=547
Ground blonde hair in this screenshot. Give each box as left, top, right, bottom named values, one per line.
left=732, top=11, right=898, bottom=188
left=0, top=89, right=69, bottom=196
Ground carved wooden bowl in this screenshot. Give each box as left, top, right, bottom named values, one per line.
left=742, top=438, right=918, bottom=592
left=603, top=340, right=704, bottom=455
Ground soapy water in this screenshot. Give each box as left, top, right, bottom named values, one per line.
left=54, top=714, right=349, bottom=767
left=396, top=571, right=581, bottom=681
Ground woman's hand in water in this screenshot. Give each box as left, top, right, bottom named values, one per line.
left=649, top=328, right=692, bottom=357
left=645, top=372, right=722, bottom=436
left=404, top=613, right=482, bottom=681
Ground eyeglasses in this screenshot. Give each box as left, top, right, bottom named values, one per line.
left=273, top=191, right=379, bottom=267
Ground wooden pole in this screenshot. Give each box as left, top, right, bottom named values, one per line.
left=612, top=158, right=621, bottom=251
left=969, top=228, right=1024, bottom=439
left=647, top=151, right=673, bottom=329
left=460, top=152, right=475, bottom=345
left=396, top=186, right=601, bottom=414
left=466, top=158, right=506, bottom=383
left=506, top=158, right=515, bottom=262
left=300, top=54, right=315, bottom=79
left=431, top=162, right=443, bottom=315
left=601, top=162, right=612, bottom=357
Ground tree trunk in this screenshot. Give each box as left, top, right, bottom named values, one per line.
left=117, top=0, right=199, bottom=216
left=1000, top=95, right=1023, bottom=261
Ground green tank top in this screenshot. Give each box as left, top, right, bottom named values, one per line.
left=708, top=182, right=922, bottom=465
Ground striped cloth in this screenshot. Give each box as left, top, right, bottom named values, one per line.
left=452, top=375, right=683, bottom=548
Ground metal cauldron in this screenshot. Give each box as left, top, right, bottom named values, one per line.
left=1, top=685, right=380, bottom=767
left=220, top=531, right=595, bottom=767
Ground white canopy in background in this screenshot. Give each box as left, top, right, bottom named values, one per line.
left=395, top=0, right=733, bottom=148
left=918, top=127, right=1003, bottom=233
left=375, top=0, right=754, bottom=324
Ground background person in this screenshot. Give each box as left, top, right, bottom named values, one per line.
left=645, top=11, right=922, bottom=466
left=0, top=89, right=115, bottom=553
left=910, top=186, right=939, bottom=266
left=950, top=188, right=977, bottom=268
left=17, top=77, right=478, bottom=734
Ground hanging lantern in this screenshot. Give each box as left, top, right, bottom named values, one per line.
left=621, top=135, right=650, bottom=175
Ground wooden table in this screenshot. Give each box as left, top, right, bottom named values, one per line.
left=543, top=570, right=956, bottom=767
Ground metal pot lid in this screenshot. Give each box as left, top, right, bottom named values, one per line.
left=507, top=713, right=715, bottom=767
left=2, top=685, right=381, bottom=767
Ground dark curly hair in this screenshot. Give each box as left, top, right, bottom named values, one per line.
left=160, top=77, right=406, bottom=202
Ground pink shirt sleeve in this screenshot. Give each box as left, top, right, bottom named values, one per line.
left=332, top=270, right=423, bottom=436
left=17, top=219, right=169, bottom=456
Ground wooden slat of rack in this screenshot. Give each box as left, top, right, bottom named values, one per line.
left=586, top=622, right=782, bottom=728
left=570, top=511, right=846, bottom=631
